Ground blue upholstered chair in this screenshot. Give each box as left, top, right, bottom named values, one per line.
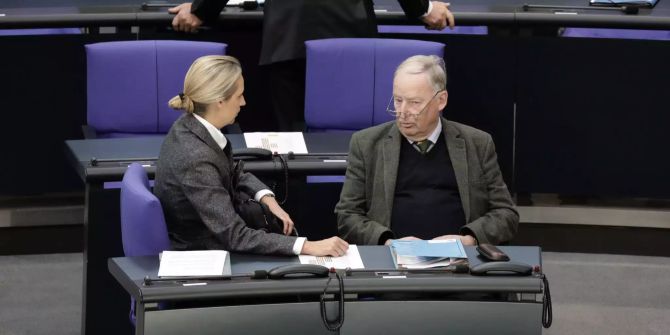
left=378, top=25, right=487, bottom=35
left=85, top=40, right=227, bottom=138
left=120, top=163, right=170, bottom=257
left=304, top=38, right=445, bottom=132
left=0, top=28, right=81, bottom=36
left=120, top=163, right=170, bottom=325
left=561, top=28, right=670, bottom=41
left=304, top=38, right=445, bottom=183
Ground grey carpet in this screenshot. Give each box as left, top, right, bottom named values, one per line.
left=542, top=252, right=670, bottom=335
left=0, top=253, right=82, bottom=335
left=1, top=252, right=669, bottom=335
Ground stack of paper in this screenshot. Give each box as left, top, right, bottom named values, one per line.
left=390, top=239, right=466, bottom=269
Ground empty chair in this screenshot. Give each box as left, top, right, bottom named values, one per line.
left=0, top=28, right=81, bottom=36
left=304, top=38, right=445, bottom=132
left=561, top=28, right=670, bottom=41
left=120, top=163, right=170, bottom=325
left=85, top=40, right=227, bottom=138
left=378, top=25, right=487, bottom=35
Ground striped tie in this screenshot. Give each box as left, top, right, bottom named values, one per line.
left=415, top=140, right=432, bottom=154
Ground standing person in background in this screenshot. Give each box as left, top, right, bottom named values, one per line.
left=169, top=0, right=455, bottom=131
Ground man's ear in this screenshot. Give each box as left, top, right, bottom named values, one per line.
left=438, top=90, right=448, bottom=110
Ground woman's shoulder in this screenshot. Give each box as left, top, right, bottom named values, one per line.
left=161, top=127, right=215, bottom=167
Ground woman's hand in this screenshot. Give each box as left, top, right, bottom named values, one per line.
left=301, top=237, right=350, bottom=257
left=261, top=195, right=294, bottom=235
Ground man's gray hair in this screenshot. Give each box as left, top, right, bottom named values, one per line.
left=394, top=55, right=446, bottom=92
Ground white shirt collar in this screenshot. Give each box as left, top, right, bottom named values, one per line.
left=193, top=113, right=228, bottom=150
left=404, top=118, right=443, bottom=144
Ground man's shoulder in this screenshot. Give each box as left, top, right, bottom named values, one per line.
left=445, top=119, right=492, bottom=141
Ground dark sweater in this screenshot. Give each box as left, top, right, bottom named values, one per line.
left=390, top=137, right=466, bottom=239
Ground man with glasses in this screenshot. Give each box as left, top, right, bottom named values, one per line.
left=335, top=55, right=518, bottom=246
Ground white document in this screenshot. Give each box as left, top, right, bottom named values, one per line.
left=157, top=250, right=229, bottom=277
left=243, top=132, right=308, bottom=154
left=227, top=0, right=265, bottom=5
left=298, top=245, right=365, bottom=269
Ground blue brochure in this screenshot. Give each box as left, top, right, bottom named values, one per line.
left=390, top=239, right=467, bottom=269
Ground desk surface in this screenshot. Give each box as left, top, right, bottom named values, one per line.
left=2, top=0, right=670, bottom=29
left=65, top=132, right=352, bottom=182
left=109, top=245, right=543, bottom=304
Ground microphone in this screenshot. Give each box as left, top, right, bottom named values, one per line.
left=143, top=269, right=269, bottom=286
left=522, top=3, right=640, bottom=15
left=143, top=264, right=328, bottom=286
left=142, top=263, right=471, bottom=286
left=141, top=1, right=260, bottom=11
left=344, top=263, right=470, bottom=276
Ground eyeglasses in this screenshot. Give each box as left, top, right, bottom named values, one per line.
left=386, top=90, right=444, bottom=120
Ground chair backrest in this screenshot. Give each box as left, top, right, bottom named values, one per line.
left=304, top=38, right=445, bottom=132
left=561, top=28, right=670, bottom=41
left=0, top=28, right=81, bottom=36
left=85, top=40, right=227, bottom=138
left=120, top=163, right=170, bottom=257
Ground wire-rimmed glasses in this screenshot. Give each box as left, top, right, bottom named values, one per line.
left=386, top=90, right=444, bottom=120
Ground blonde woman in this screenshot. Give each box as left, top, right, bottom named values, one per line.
left=154, top=55, right=348, bottom=256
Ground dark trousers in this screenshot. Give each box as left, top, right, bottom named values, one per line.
left=266, top=59, right=307, bottom=131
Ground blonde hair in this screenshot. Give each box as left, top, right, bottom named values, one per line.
left=394, top=55, right=446, bottom=92
left=168, top=55, right=242, bottom=114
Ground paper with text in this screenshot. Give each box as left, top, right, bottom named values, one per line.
left=158, top=250, right=229, bottom=277
left=243, top=132, right=308, bottom=154
left=298, top=245, right=365, bottom=269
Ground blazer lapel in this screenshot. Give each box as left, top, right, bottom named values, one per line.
left=444, top=119, right=470, bottom=221
left=182, top=114, right=226, bottom=157
left=382, top=125, right=401, bottom=214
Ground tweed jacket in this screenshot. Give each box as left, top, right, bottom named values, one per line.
left=154, top=114, right=297, bottom=254
left=335, top=118, right=519, bottom=245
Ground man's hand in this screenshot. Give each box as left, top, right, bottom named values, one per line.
left=261, top=195, right=294, bottom=235
left=432, top=234, right=477, bottom=246
left=301, top=237, right=350, bottom=256
left=421, top=2, right=455, bottom=31
left=384, top=235, right=421, bottom=246
left=168, top=3, right=203, bottom=33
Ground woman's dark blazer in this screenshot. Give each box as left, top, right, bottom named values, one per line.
left=154, top=114, right=297, bottom=254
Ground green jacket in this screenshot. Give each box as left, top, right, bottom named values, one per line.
left=335, top=118, right=519, bottom=245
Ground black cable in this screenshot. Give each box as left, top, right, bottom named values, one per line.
left=320, top=271, right=345, bottom=332
left=540, top=273, right=552, bottom=328
left=272, top=153, right=289, bottom=205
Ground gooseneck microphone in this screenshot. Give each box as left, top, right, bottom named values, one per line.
left=522, top=3, right=640, bottom=15
left=143, top=269, right=269, bottom=285
left=344, top=263, right=470, bottom=276
left=141, top=1, right=260, bottom=11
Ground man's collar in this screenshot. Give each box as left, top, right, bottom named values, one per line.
left=403, top=118, right=443, bottom=144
